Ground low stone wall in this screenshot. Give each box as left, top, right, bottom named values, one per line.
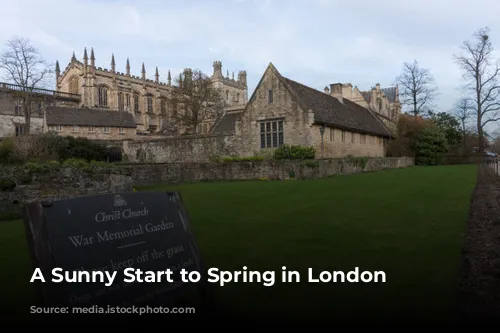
left=126, top=156, right=414, bottom=186
left=0, top=167, right=133, bottom=220
left=123, top=134, right=239, bottom=163
left=0, top=156, right=414, bottom=220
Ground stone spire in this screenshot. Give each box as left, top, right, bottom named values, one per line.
left=83, top=47, right=88, bottom=66
left=71, top=52, right=76, bottom=62
left=141, top=62, right=146, bottom=80
left=126, top=58, right=130, bottom=76
left=111, top=54, right=115, bottom=73
left=167, top=70, right=171, bottom=86
left=155, top=66, right=159, bottom=83
left=179, top=73, right=183, bottom=87
left=90, top=48, right=95, bottom=67
left=226, top=70, right=229, bottom=78
left=232, top=72, right=234, bottom=80
left=55, top=61, right=60, bottom=78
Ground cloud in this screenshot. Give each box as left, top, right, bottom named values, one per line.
left=0, top=0, right=499, bottom=126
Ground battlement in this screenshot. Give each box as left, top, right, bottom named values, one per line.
left=57, top=50, right=248, bottom=92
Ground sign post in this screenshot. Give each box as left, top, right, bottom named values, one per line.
left=23, top=191, right=209, bottom=313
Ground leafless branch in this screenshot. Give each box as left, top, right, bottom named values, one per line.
left=0, top=36, right=53, bottom=134
left=454, top=27, right=500, bottom=150
left=395, top=59, right=438, bottom=116
left=168, top=68, right=223, bottom=135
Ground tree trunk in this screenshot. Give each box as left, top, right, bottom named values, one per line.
left=462, top=120, right=466, bottom=152
left=24, top=95, right=31, bottom=135
left=413, top=93, right=418, bottom=117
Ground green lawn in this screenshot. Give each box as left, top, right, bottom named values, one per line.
left=0, top=164, right=477, bottom=321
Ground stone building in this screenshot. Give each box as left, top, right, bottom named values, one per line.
left=44, top=107, right=137, bottom=140
left=324, top=82, right=401, bottom=133
left=213, top=63, right=392, bottom=158
left=0, top=82, right=80, bottom=137
left=55, top=48, right=248, bottom=135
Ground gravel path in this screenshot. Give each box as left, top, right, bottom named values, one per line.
left=458, top=164, right=500, bottom=320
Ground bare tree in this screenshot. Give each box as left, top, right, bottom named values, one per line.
left=168, top=68, right=223, bottom=135
left=454, top=27, right=500, bottom=152
left=395, top=59, right=438, bottom=116
left=0, top=37, right=53, bottom=134
left=453, top=98, right=473, bottom=148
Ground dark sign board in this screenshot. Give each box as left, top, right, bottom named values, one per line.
left=23, top=191, right=207, bottom=310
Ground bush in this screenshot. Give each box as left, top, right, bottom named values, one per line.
left=0, top=178, right=16, bottom=192
left=61, top=158, right=89, bottom=168
left=0, top=138, right=17, bottom=164
left=274, top=145, right=315, bottom=160
left=415, top=127, right=448, bottom=165
left=0, top=134, right=112, bottom=164
left=56, top=136, right=109, bottom=162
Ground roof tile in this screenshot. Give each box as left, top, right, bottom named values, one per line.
left=46, top=107, right=137, bottom=128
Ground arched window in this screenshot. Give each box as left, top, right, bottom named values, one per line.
left=118, top=92, right=124, bottom=111
left=69, top=76, right=79, bottom=94
left=98, top=86, right=108, bottom=107
left=133, top=93, right=139, bottom=112
left=160, top=98, right=166, bottom=114
left=147, top=95, right=153, bottom=113
left=126, top=94, right=131, bottom=109
left=236, top=93, right=240, bottom=103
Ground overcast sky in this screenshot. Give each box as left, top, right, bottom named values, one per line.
left=1, top=0, right=500, bottom=130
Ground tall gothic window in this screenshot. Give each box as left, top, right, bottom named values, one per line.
left=126, top=94, right=131, bottom=109
left=69, top=76, right=79, bottom=94
left=118, top=92, right=124, bottom=111
left=98, top=86, right=108, bottom=107
left=147, top=95, right=153, bottom=113
left=133, top=93, right=139, bottom=112
left=160, top=98, right=166, bottom=114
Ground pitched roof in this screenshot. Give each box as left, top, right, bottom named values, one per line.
left=381, top=87, right=397, bottom=102
left=212, top=111, right=241, bottom=134
left=360, top=91, right=371, bottom=103
left=360, top=87, right=398, bottom=104
left=46, top=107, right=137, bottom=128
left=277, top=74, right=391, bottom=138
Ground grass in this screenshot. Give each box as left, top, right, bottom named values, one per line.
left=0, top=164, right=477, bottom=321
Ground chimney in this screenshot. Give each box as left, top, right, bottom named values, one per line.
left=324, top=86, right=329, bottom=94
left=330, top=83, right=343, bottom=98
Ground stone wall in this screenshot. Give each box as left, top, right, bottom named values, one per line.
left=0, top=166, right=133, bottom=220
left=0, top=156, right=414, bottom=220
left=126, top=156, right=414, bottom=186
left=123, top=134, right=239, bottom=163
left=235, top=65, right=314, bottom=157
left=310, top=125, right=386, bottom=158
left=46, top=124, right=136, bottom=140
